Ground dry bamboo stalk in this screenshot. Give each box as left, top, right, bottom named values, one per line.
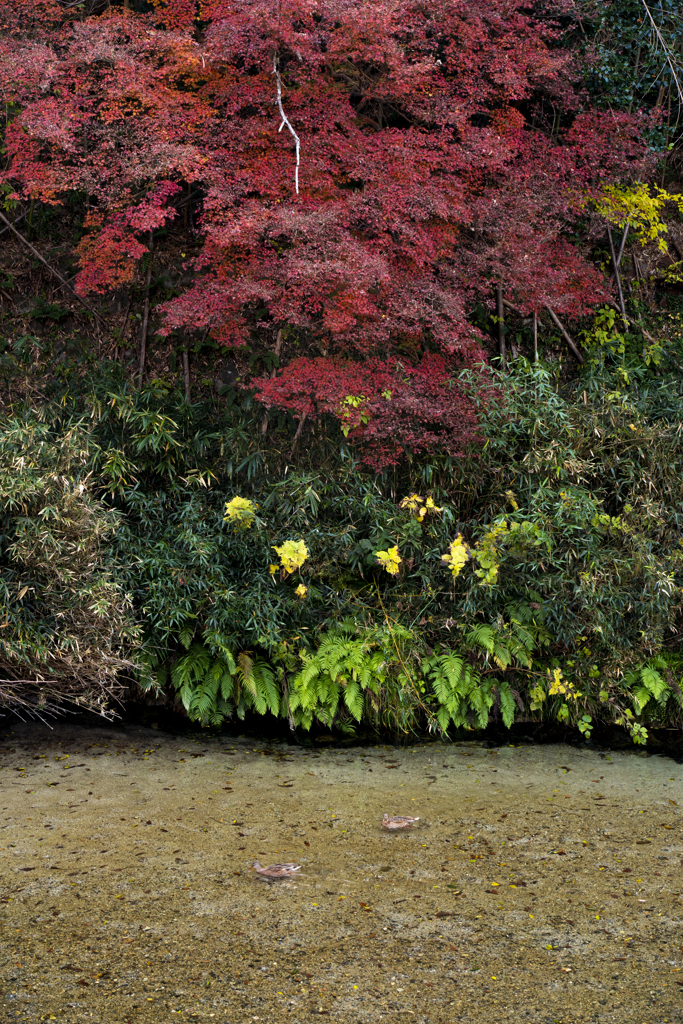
left=545, top=306, right=584, bottom=363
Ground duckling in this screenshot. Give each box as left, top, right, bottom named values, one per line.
left=251, top=860, right=301, bottom=880
left=382, top=813, right=420, bottom=830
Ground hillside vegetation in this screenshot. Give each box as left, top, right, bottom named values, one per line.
left=1, top=0, right=683, bottom=742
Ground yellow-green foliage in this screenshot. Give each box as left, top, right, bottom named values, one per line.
left=339, top=394, right=370, bottom=437
left=375, top=545, right=402, bottom=575
left=581, top=306, right=626, bottom=360
left=272, top=539, right=309, bottom=574
left=593, top=182, right=683, bottom=253
left=290, top=624, right=388, bottom=728
left=442, top=519, right=549, bottom=586
left=472, top=522, right=509, bottom=584
left=442, top=534, right=470, bottom=578
left=223, top=495, right=257, bottom=530
left=399, top=493, right=442, bottom=522
left=548, top=666, right=578, bottom=698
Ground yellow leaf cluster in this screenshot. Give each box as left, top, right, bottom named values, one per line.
left=375, top=546, right=402, bottom=576
left=272, top=539, right=309, bottom=575
left=441, top=534, right=470, bottom=578
left=223, top=495, right=257, bottom=530
left=400, top=493, right=443, bottom=522
left=295, top=584, right=308, bottom=599
left=593, top=183, right=683, bottom=255
left=548, top=667, right=577, bottom=699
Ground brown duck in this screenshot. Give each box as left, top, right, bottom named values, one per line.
left=382, top=813, right=420, bottom=830
left=251, top=860, right=301, bottom=880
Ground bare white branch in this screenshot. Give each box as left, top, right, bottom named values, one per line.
left=273, top=56, right=301, bottom=195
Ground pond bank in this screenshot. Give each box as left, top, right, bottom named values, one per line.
left=1, top=720, right=681, bottom=1022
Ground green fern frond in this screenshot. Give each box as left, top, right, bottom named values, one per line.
left=178, top=628, right=193, bottom=651
left=640, top=665, right=668, bottom=702
left=343, top=680, right=364, bottom=721
left=492, top=642, right=512, bottom=670
left=498, top=682, right=516, bottom=728
left=467, top=625, right=496, bottom=654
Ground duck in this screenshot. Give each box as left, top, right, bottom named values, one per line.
left=251, top=860, right=301, bottom=880
left=382, top=813, right=420, bottom=830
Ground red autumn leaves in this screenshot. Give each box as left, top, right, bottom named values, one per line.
left=1, top=0, right=654, bottom=465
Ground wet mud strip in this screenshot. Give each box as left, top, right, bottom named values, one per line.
left=0, top=721, right=681, bottom=1023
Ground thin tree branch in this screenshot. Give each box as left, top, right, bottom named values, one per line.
left=545, top=306, right=584, bottom=363
left=0, top=210, right=104, bottom=324
left=0, top=210, right=27, bottom=237
left=502, top=297, right=548, bottom=328
left=608, top=302, right=658, bottom=345
left=273, top=57, right=301, bottom=195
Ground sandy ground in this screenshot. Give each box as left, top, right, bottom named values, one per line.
left=0, top=721, right=682, bottom=1024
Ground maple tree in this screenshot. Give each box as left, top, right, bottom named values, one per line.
left=1, top=0, right=656, bottom=466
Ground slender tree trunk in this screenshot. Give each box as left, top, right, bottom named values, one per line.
left=606, top=222, right=627, bottom=320
left=290, top=412, right=307, bottom=457
left=628, top=48, right=641, bottom=113
left=532, top=311, right=538, bottom=363
left=138, top=232, right=154, bottom=387
left=496, top=285, right=505, bottom=367
left=615, top=221, right=630, bottom=269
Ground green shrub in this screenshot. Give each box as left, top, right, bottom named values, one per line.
left=1, top=358, right=682, bottom=742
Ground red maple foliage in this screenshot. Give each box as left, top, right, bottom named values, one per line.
left=1, top=0, right=656, bottom=466
left=253, top=353, right=481, bottom=467
left=2, top=7, right=209, bottom=292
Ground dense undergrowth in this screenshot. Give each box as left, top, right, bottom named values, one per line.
left=2, top=334, right=682, bottom=744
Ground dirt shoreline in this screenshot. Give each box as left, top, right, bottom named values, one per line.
left=1, top=720, right=681, bottom=1023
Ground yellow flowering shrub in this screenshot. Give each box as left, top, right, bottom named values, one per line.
left=295, top=584, right=308, bottom=599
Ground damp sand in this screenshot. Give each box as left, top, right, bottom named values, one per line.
left=1, top=722, right=682, bottom=1023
